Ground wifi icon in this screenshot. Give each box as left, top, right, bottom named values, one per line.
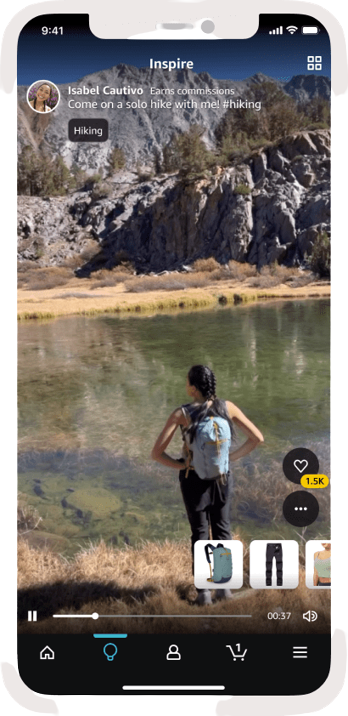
left=287, top=26, right=298, bottom=34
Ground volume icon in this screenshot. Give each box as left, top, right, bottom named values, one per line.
left=286, top=26, right=298, bottom=34
left=28, top=610, right=37, bottom=621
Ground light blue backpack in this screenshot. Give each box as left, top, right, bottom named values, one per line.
left=205, top=543, right=233, bottom=583
left=182, top=404, right=231, bottom=480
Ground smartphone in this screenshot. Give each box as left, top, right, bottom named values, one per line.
left=17, top=11, right=331, bottom=696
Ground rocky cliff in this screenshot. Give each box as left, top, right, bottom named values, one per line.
left=17, top=129, right=330, bottom=272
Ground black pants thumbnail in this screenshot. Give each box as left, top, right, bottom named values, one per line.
left=266, top=542, right=283, bottom=586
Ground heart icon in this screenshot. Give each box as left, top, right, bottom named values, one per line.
left=294, top=459, right=309, bottom=474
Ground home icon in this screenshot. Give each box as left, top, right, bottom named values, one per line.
left=40, top=646, right=55, bottom=660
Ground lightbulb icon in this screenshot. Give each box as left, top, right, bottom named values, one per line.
left=103, top=643, right=117, bottom=661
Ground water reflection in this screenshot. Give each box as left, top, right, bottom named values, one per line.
left=18, top=301, right=330, bottom=457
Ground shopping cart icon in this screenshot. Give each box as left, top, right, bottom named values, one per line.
left=226, top=644, right=248, bottom=661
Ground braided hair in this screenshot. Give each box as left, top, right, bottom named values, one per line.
left=186, top=365, right=234, bottom=443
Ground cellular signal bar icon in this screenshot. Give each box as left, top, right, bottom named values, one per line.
left=269, top=26, right=283, bottom=35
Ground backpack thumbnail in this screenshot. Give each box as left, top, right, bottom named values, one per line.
left=205, top=543, right=233, bottom=583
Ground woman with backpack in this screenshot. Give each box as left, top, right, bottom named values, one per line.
left=151, top=364, right=264, bottom=605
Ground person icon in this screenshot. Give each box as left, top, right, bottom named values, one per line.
left=27, top=80, right=60, bottom=113
left=166, top=644, right=181, bottom=660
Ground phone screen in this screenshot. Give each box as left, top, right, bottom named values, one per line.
left=17, top=13, right=331, bottom=696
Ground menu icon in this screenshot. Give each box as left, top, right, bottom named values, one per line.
left=293, top=646, right=308, bottom=659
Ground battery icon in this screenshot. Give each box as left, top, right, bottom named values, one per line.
left=302, top=26, right=319, bottom=34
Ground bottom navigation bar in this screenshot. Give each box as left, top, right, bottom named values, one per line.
left=18, top=634, right=330, bottom=696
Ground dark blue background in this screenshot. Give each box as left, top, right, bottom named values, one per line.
left=17, top=14, right=330, bottom=86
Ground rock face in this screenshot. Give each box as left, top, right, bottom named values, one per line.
left=17, top=130, right=330, bottom=271
left=17, top=195, right=98, bottom=264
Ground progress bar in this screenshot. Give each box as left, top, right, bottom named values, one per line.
left=123, top=685, right=225, bottom=691
left=53, top=613, right=252, bottom=618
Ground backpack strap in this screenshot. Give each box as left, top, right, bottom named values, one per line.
left=180, top=405, right=194, bottom=479
left=205, top=543, right=215, bottom=581
left=204, top=543, right=215, bottom=563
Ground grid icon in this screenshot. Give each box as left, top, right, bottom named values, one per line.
left=307, top=55, right=322, bottom=71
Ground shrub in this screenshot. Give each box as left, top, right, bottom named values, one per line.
left=162, top=125, right=216, bottom=181
left=17, top=496, right=42, bottom=534
left=91, top=273, right=130, bottom=289
left=209, top=267, right=230, bottom=281
left=299, top=96, right=330, bottom=126
left=89, top=173, right=102, bottom=184
left=228, top=261, right=257, bottom=280
left=108, top=147, right=126, bottom=176
left=234, top=184, right=252, bottom=195
left=17, top=146, right=75, bottom=196
left=136, top=164, right=154, bottom=182
left=125, top=276, right=185, bottom=292
left=308, top=232, right=331, bottom=278
left=60, top=255, right=85, bottom=269
left=79, top=242, right=101, bottom=262
left=113, top=262, right=134, bottom=274
left=216, top=133, right=251, bottom=166
left=70, top=163, right=89, bottom=190
left=303, top=122, right=330, bottom=131
left=90, top=268, right=132, bottom=288
left=90, top=182, right=113, bottom=201
left=290, top=274, right=315, bottom=288
left=124, top=272, right=211, bottom=293
left=246, top=264, right=312, bottom=289
left=192, top=257, right=221, bottom=272
left=247, top=274, right=281, bottom=289
left=22, top=267, right=73, bottom=291
left=214, top=80, right=324, bottom=157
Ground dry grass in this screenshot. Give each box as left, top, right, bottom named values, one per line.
left=124, top=272, right=212, bottom=293
left=17, top=449, right=330, bottom=633
left=228, top=260, right=257, bottom=280
left=17, top=538, right=330, bottom=635
left=79, top=241, right=102, bottom=262
left=17, top=262, right=330, bottom=320
left=18, top=494, right=42, bottom=535
left=192, top=257, right=222, bottom=272
left=90, top=266, right=134, bottom=289
left=247, top=265, right=315, bottom=289
left=59, top=255, right=85, bottom=269
left=18, top=266, right=74, bottom=291
left=124, top=263, right=315, bottom=293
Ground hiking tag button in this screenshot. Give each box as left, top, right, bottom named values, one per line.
left=283, top=448, right=319, bottom=485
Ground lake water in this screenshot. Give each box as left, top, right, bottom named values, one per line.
left=18, top=299, right=330, bottom=555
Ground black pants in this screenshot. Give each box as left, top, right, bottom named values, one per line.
left=318, top=580, right=331, bottom=586
left=266, top=543, right=283, bottom=586
left=179, top=468, right=233, bottom=573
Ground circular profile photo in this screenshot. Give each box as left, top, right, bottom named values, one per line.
left=27, top=80, right=60, bottom=113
